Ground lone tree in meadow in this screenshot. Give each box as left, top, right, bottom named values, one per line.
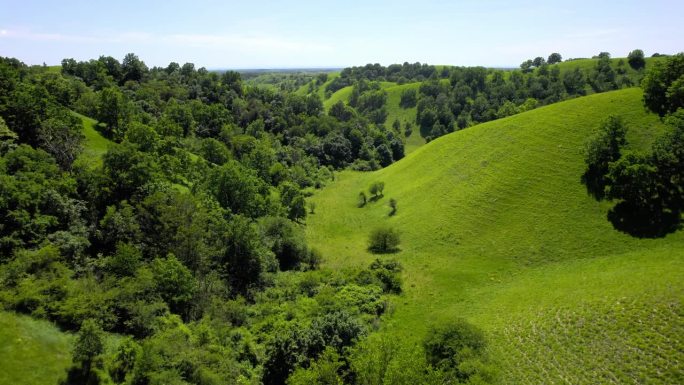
left=358, top=191, right=367, bottom=207
left=369, top=181, right=385, bottom=198
left=368, top=226, right=401, bottom=253
left=627, top=49, right=646, bottom=70
left=582, top=115, right=627, bottom=200
left=388, top=198, right=397, bottom=216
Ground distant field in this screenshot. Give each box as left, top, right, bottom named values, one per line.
left=306, top=88, right=684, bottom=383
left=0, top=312, right=73, bottom=385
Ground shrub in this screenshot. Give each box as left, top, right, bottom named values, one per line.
left=358, top=191, right=367, bottom=207
left=423, top=319, right=491, bottom=382
left=369, top=181, right=385, bottom=197
left=368, top=227, right=400, bottom=253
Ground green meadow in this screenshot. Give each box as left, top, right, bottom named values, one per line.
left=0, top=312, right=73, bottom=385
left=306, top=88, right=684, bottom=383
left=72, top=112, right=111, bottom=165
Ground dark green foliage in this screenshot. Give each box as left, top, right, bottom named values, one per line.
left=97, top=87, right=132, bottom=141
left=423, top=319, right=491, bottom=382
left=287, top=347, right=344, bottom=385
left=109, top=337, right=140, bottom=383
left=221, top=215, right=275, bottom=295
left=583, top=109, right=683, bottom=237
left=590, top=54, right=617, bottom=92
left=61, top=319, right=106, bottom=385
left=73, top=319, right=105, bottom=365
left=205, top=160, right=268, bottom=217
left=368, top=227, right=400, bottom=253
left=0, top=145, right=82, bottom=256
left=37, top=108, right=84, bottom=169
left=369, top=259, right=403, bottom=294
left=102, top=141, right=160, bottom=202
left=98, top=202, right=142, bottom=252
left=280, top=181, right=308, bottom=222
left=326, top=62, right=439, bottom=93
left=329, top=100, right=355, bottom=122
left=121, top=53, right=148, bottom=84
left=627, top=49, right=646, bottom=70
left=563, top=67, right=587, bottom=96
left=124, top=122, right=158, bottom=152
left=105, top=243, right=142, bottom=277
left=259, top=216, right=310, bottom=271
left=582, top=115, right=627, bottom=200
left=263, top=311, right=366, bottom=385
left=0, top=55, right=411, bottom=385
left=151, top=254, right=196, bottom=316
left=400, top=88, right=418, bottom=108
left=642, top=53, right=684, bottom=116
left=548, top=53, right=563, bottom=64
left=369, top=181, right=385, bottom=198
left=605, top=118, right=684, bottom=237
left=533, top=57, right=546, bottom=67
left=358, top=191, right=367, bottom=207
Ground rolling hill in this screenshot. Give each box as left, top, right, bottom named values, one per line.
left=301, top=57, right=667, bottom=157
left=306, top=88, right=684, bottom=383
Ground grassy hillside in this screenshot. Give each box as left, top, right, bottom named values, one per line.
left=322, top=82, right=426, bottom=154
left=72, top=111, right=111, bottom=165
left=306, top=88, right=684, bottom=383
left=555, top=56, right=665, bottom=74
left=323, top=85, right=354, bottom=110
left=296, top=72, right=341, bottom=100
left=0, top=312, right=73, bottom=385
left=384, top=82, right=424, bottom=153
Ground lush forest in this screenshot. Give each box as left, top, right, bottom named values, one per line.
left=0, top=50, right=682, bottom=385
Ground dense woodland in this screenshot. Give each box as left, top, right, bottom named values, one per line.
left=0, top=50, right=682, bottom=385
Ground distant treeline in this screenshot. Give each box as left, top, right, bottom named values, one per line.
left=322, top=50, right=660, bottom=142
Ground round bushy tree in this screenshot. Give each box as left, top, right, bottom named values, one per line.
left=627, top=49, right=645, bottom=70
left=368, top=227, right=400, bottom=253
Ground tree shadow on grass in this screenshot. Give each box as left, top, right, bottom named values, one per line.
left=581, top=167, right=608, bottom=201
left=607, top=201, right=682, bottom=238
left=367, top=246, right=401, bottom=254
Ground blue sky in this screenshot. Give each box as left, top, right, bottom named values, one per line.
left=1, top=0, right=682, bottom=68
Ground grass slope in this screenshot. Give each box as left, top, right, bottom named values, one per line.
left=0, top=312, right=73, bottom=385
left=72, top=111, right=112, bottom=165
left=384, top=82, right=424, bottom=154
left=555, top=56, right=665, bottom=75
left=307, top=88, right=684, bottom=383
left=323, top=82, right=426, bottom=154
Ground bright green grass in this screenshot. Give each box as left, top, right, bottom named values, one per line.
left=295, top=72, right=341, bottom=100
left=0, top=312, right=73, bottom=385
left=72, top=112, right=112, bottom=165
left=383, top=82, right=424, bottom=154
left=323, top=81, right=427, bottom=154
left=306, top=88, right=684, bottom=383
left=322, top=85, right=354, bottom=111
left=555, top=56, right=665, bottom=74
